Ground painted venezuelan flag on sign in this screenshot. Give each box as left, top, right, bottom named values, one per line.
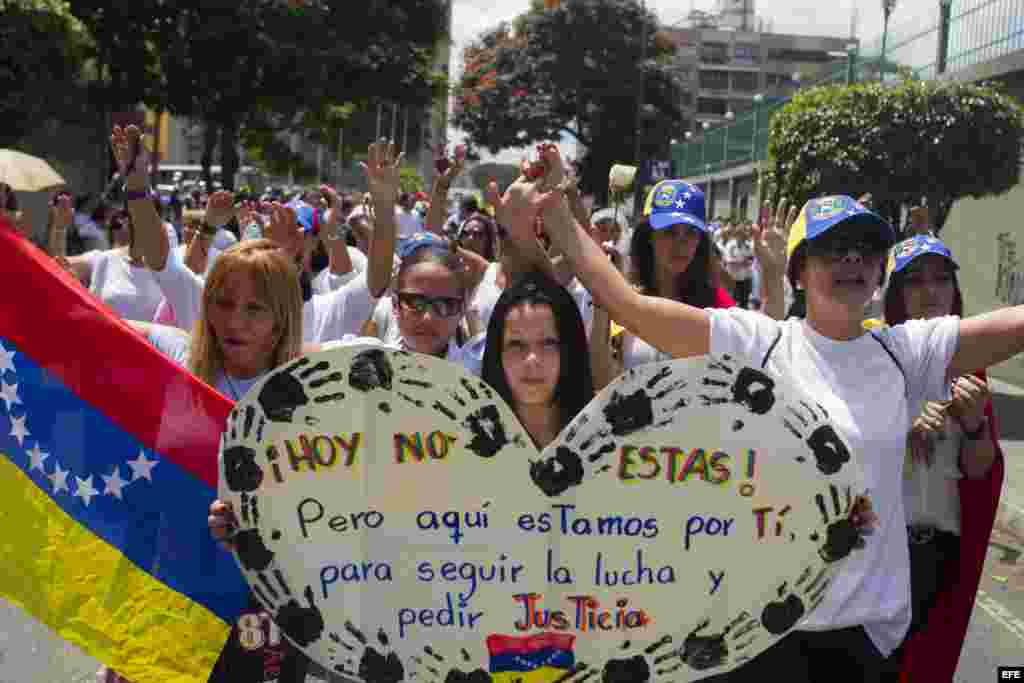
left=487, top=632, right=576, bottom=683
left=0, top=219, right=249, bottom=682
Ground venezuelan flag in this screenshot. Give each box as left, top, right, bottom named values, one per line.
left=0, top=220, right=249, bottom=682
left=487, top=632, right=577, bottom=683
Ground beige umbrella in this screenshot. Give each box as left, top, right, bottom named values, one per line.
left=0, top=149, right=65, bottom=192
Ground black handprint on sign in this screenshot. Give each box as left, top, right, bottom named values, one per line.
left=248, top=571, right=324, bottom=648
left=349, top=349, right=395, bottom=393
left=462, top=404, right=513, bottom=458
left=698, top=357, right=776, bottom=415
left=529, top=445, right=586, bottom=497
left=327, top=622, right=404, bottom=683
left=781, top=401, right=851, bottom=475
left=258, top=357, right=346, bottom=423
left=223, top=405, right=265, bottom=492
left=810, top=484, right=869, bottom=563
left=680, top=612, right=758, bottom=672
left=759, top=568, right=831, bottom=636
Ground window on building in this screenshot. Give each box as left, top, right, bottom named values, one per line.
left=734, top=44, right=760, bottom=64
left=731, top=71, right=759, bottom=92
left=700, top=42, right=729, bottom=64
left=700, top=70, right=730, bottom=91
left=697, top=98, right=728, bottom=115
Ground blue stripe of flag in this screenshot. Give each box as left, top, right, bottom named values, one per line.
left=489, top=648, right=575, bottom=673
left=0, top=339, right=248, bottom=623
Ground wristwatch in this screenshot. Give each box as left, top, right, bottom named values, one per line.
left=962, top=417, right=988, bottom=440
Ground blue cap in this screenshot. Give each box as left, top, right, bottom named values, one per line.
left=642, top=180, right=707, bottom=232
left=787, top=196, right=895, bottom=260
left=887, top=235, right=958, bottom=277
left=397, top=232, right=450, bottom=260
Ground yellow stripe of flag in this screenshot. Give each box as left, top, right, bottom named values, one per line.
left=0, top=453, right=231, bottom=683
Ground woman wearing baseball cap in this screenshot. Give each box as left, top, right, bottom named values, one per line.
left=532, top=144, right=1024, bottom=682
left=879, top=236, right=1003, bottom=682
left=590, top=179, right=786, bottom=390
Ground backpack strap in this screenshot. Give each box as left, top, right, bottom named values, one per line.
left=869, top=331, right=908, bottom=395
left=761, top=327, right=783, bottom=368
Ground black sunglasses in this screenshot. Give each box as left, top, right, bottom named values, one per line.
left=806, top=233, right=889, bottom=259
left=396, top=292, right=463, bottom=318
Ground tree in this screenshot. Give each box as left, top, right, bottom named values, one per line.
left=452, top=0, right=684, bottom=204
left=469, top=162, right=521, bottom=192
left=765, top=78, right=1024, bottom=234
left=0, top=0, right=89, bottom=146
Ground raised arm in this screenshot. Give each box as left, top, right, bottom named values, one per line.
left=361, top=139, right=401, bottom=297
left=752, top=201, right=797, bottom=321
left=535, top=146, right=710, bottom=359
left=948, top=306, right=1024, bottom=378
left=111, top=125, right=168, bottom=270
left=320, top=185, right=355, bottom=277
left=424, top=144, right=466, bottom=235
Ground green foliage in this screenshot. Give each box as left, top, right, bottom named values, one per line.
left=765, top=78, right=1024, bottom=233
left=452, top=0, right=685, bottom=203
left=399, top=164, right=424, bottom=194
left=0, top=0, right=89, bottom=145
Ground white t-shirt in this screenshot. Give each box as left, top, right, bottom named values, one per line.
left=903, top=416, right=963, bottom=534
left=708, top=308, right=959, bottom=657
left=89, top=250, right=165, bottom=322
left=174, top=243, right=223, bottom=278
left=212, top=228, right=238, bottom=253
left=151, top=248, right=206, bottom=333
left=312, top=248, right=368, bottom=294
left=468, top=264, right=594, bottom=338
left=302, top=273, right=379, bottom=344
left=396, top=208, right=422, bottom=242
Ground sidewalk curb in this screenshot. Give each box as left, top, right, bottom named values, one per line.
left=991, top=378, right=1024, bottom=544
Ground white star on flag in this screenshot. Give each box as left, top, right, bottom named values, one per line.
left=27, top=443, right=49, bottom=472
left=0, top=345, right=14, bottom=375
left=49, top=463, right=69, bottom=494
left=0, top=381, right=19, bottom=412
left=74, top=475, right=99, bottom=507
left=127, top=451, right=158, bottom=482
left=675, top=199, right=686, bottom=208
left=9, top=414, right=29, bottom=446
left=102, top=467, right=129, bottom=499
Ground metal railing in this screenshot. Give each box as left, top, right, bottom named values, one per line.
left=672, top=0, right=1024, bottom=179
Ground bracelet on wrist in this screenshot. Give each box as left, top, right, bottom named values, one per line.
left=124, top=187, right=152, bottom=202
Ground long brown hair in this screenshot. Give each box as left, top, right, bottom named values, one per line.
left=189, top=240, right=303, bottom=385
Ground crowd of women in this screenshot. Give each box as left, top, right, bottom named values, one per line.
left=16, top=125, right=1019, bottom=682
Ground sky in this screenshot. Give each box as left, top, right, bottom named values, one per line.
left=447, top=0, right=940, bottom=162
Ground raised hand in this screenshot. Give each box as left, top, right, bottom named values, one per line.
left=204, top=190, right=234, bottom=228
left=360, top=138, right=403, bottom=207
left=319, top=184, right=343, bottom=229
left=753, top=199, right=798, bottom=278
left=265, top=202, right=303, bottom=259
left=484, top=143, right=563, bottom=241
left=109, top=125, right=151, bottom=186
left=434, top=143, right=467, bottom=188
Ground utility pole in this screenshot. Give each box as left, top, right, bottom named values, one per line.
left=880, top=0, right=897, bottom=82
left=937, top=0, right=953, bottom=75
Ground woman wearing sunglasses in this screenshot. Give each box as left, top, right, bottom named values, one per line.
left=529, top=145, right=1024, bottom=682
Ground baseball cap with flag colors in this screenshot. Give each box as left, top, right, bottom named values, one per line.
left=642, top=180, right=707, bottom=232
left=886, top=235, right=958, bottom=278
left=786, top=195, right=895, bottom=261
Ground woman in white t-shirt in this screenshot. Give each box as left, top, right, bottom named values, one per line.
left=533, top=145, right=1024, bottom=682
left=877, top=235, right=1002, bottom=681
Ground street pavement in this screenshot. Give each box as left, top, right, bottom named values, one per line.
left=3, top=382, right=1024, bottom=682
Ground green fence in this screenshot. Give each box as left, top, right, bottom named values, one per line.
left=672, top=0, right=1024, bottom=179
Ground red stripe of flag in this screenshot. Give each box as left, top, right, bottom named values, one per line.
left=486, top=633, right=576, bottom=657
left=0, top=221, right=230, bottom=488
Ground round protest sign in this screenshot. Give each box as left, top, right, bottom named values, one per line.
left=218, top=344, right=868, bottom=682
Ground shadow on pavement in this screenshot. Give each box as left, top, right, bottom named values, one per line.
left=993, top=392, right=1024, bottom=441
